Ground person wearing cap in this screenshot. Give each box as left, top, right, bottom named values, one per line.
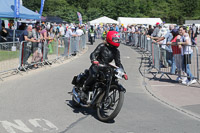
left=71, top=26, right=78, bottom=37
left=65, top=26, right=72, bottom=38
left=150, top=24, right=176, bottom=74
left=151, top=22, right=160, bottom=37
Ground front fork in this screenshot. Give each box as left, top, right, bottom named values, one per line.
left=104, top=71, right=113, bottom=100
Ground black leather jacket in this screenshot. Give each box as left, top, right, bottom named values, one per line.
left=90, top=43, right=124, bottom=70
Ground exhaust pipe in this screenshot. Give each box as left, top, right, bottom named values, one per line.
left=72, top=87, right=91, bottom=107
left=72, top=87, right=80, bottom=103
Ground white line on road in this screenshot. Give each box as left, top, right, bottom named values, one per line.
left=0, top=119, right=58, bottom=133
left=0, top=120, right=33, bottom=133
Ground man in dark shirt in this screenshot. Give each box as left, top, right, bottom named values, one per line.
left=147, top=25, right=154, bottom=36
left=0, top=22, right=8, bottom=42
left=20, top=25, right=37, bottom=66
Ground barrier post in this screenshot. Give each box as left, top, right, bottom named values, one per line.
left=196, top=46, right=199, bottom=81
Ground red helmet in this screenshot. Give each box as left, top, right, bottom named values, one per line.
left=106, top=31, right=120, bottom=47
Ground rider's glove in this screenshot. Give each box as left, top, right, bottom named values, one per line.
left=92, top=61, right=99, bottom=65
left=123, top=74, right=128, bottom=80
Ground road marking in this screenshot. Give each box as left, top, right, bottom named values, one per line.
left=0, top=119, right=58, bottom=133
left=151, top=84, right=175, bottom=87
left=29, top=119, right=58, bottom=132
left=0, top=120, right=33, bottom=133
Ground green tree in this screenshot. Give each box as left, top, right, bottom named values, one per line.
left=22, top=0, right=200, bottom=24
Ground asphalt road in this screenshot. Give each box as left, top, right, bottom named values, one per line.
left=0, top=39, right=200, bottom=133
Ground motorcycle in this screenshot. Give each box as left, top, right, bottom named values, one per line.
left=70, top=64, right=126, bottom=122
left=89, top=33, right=95, bottom=45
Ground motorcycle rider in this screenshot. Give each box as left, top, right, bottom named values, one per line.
left=83, top=31, right=128, bottom=94
left=88, top=25, right=96, bottom=42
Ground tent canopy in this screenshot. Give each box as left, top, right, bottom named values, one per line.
left=117, top=17, right=163, bottom=27
left=45, top=16, right=63, bottom=23
left=89, top=16, right=119, bottom=25
left=0, top=0, right=41, bottom=20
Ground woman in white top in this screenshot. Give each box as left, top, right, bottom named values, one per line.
left=178, top=26, right=196, bottom=85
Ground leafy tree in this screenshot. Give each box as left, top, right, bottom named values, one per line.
left=22, top=0, right=200, bottom=24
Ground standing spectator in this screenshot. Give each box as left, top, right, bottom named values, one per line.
left=58, top=24, right=65, bottom=47
left=76, top=26, right=84, bottom=36
left=59, top=24, right=65, bottom=37
left=19, top=25, right=37, bottom=66
left=150, top=24, right=176, bottom=74
left=147, top=25, right=154, bottom=36
left=167, top=29, right=182, bottom=81
left=65, top=26, right=72, bottom=38
left=64, top=26, right=72, bottom=56
left=18, top=23, right=26, bottom=30
left=97, top=25, right=101, bottom=38
left=47, top=25, right=55, bottom=54
left=113, top=24, right=119, bottom=32
left=191, top=23, right=197, bottom=45
left=127, top=25, right=132, bottom=45
left=71, top=27, right=78, bottom=36
left=157, top=28, right=169, bottom=68
left=71, top=26, right=78, bottom=56
left=0, top=22, right=8, bottom=42
left=102, top=27, right=108, bottom=40
left=178, top=26, right=196, bottom=85
left=151, top=22, right=160, bottom=37
left=40, top=25, right=50, bottom=62
left=31, top=26, right=43, bottom=68
left=82, top=25, right=86, bottom=34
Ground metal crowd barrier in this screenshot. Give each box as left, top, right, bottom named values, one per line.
left=0, top=34, right=87, bottom=80
left=0, top=41, right=20, bottom=80
left=156, top=44, right=199, bottom=81
left=58, top=34, right=86, bottom=59
left=128, top=33, right=199, bottom=84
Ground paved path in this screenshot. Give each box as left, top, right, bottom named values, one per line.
left=137, top=35, right=200, bottom=120
left=0, top=39, right=199, bottom=133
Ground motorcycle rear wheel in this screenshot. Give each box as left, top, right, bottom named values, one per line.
left=96, top=85, right=124, bottom=122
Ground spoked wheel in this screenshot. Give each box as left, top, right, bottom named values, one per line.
left=96, top=85, right=124, bottom=122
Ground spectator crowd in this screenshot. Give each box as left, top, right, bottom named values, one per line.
left=0, top=20, right=199, bottom=86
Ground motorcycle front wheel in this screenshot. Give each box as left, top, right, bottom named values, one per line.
left=90, top=37, right=93, bottom=45
left=96, top=85, right=124, bottom=122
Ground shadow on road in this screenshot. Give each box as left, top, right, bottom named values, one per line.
left=65, top=100, right=115, bottom=124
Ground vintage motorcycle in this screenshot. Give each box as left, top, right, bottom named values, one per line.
left=89, top=33, right=95, bottom=45
left=71, top=64, right=126, bottom=122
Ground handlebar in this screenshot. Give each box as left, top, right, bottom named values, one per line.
left=95, top=63, right=118, bottom=69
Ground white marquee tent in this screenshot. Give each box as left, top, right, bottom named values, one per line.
left=117, top=17, right=163, bottom=26
left=89, top=16, right=119, bottom=25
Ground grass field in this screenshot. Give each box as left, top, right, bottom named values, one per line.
left=0, top=41, right=65, bottom=62
left=0, top=50, right=20, bottom=61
